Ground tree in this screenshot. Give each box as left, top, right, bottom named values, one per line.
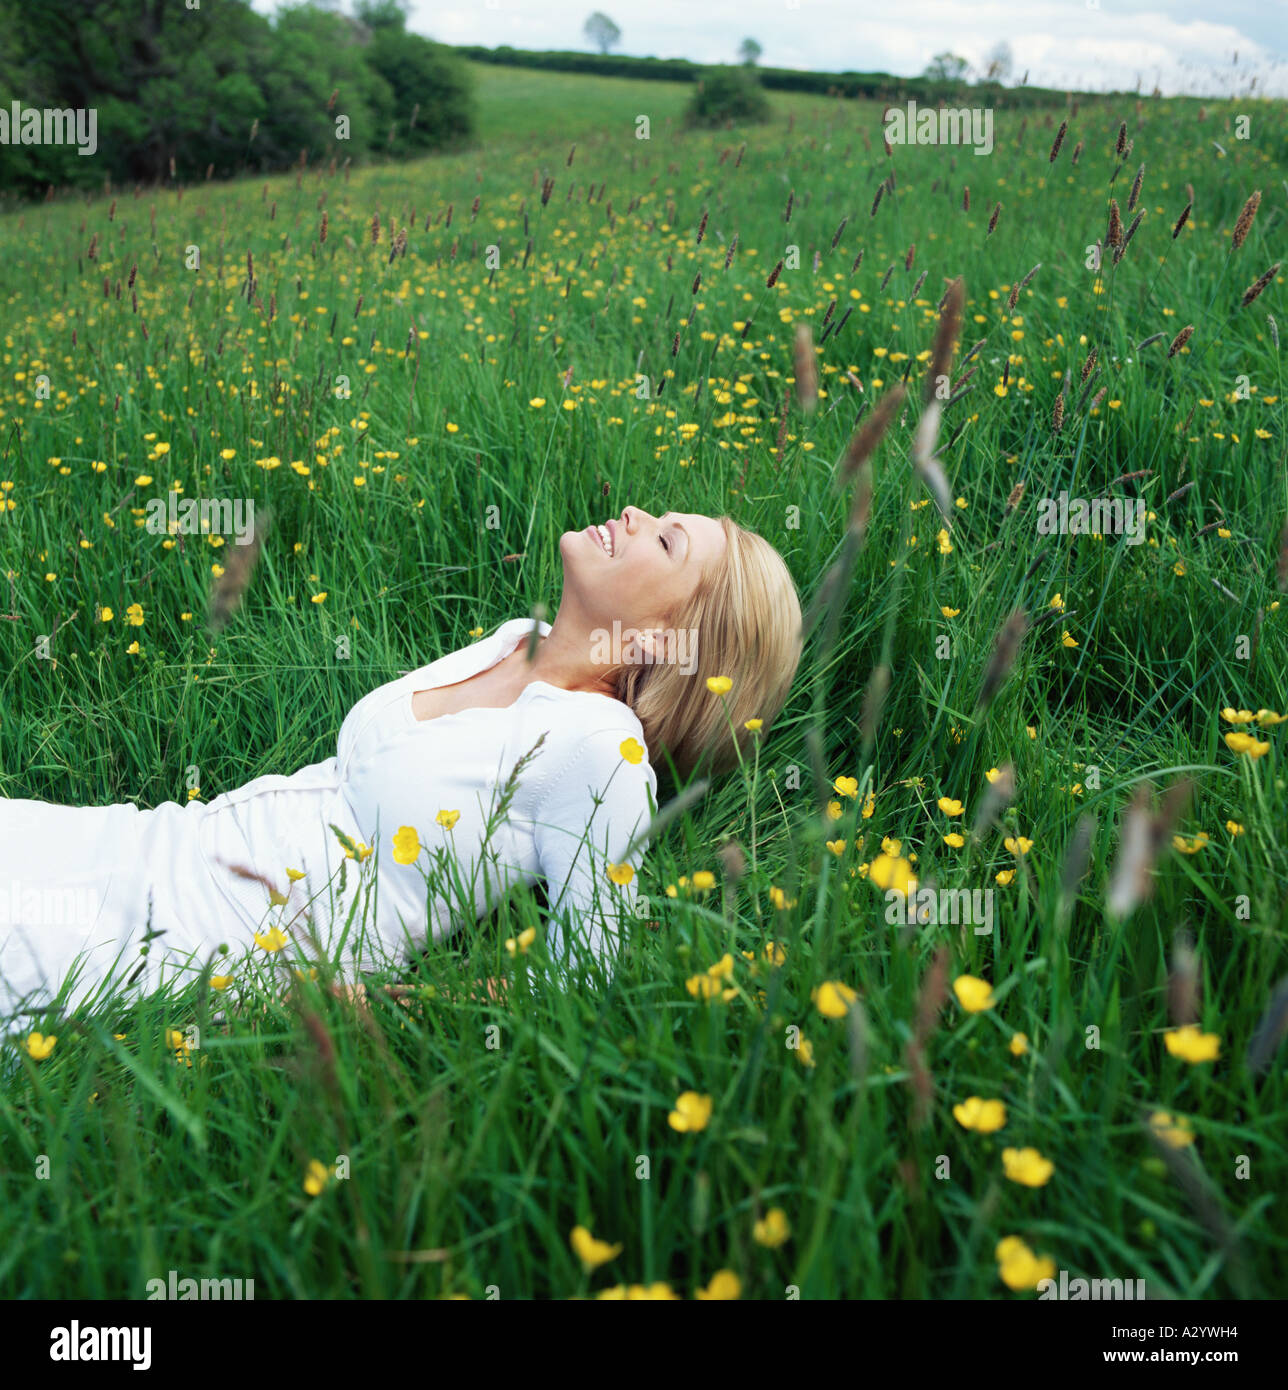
left=738, top=38, right=762, bottom=66
left=683, top=65, right=770, bottom=128
left=982, top=41, right=1013, bottom=84
left=583, top=12, right=621, bottom=55
left=923, top=52, right=971, bottom=83
left=354, top=0, right=410, bottom=29
left=364, top=27, right=474, bottom=155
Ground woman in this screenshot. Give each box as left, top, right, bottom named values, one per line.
left=0, top=507, right=802, bottom=1018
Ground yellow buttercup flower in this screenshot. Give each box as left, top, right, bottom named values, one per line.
left=826, top=839, right=847, bottom=856
left=1226, top=820, right=1244, bottom=836
left=1061, top=630, right=1078, bottom=648
left=813, top=980, right=858, bottom=1018
left=868, top=852, right=917, bottom=895
left=597, top=1282, right=680, bottom=1300
left=706, top=675, right=732, bottom=695
left=1172, top=832, right=1209, bottom=854
left=1255, top=708, right=1286, bottom=725
left=691, top=870, right=716, bottom=891
left=607, top=862, right=635, bottom=886
left=570, top=1225, right=622, bottom=1269
left=943, top=832, right=965, bottom=848
left=695, top=1269, right=742, bottom=1300
left=620, top=737, right=645, bottom=764
left=436, top=809, right=461, bottom=830
left=392, top=825, right=421, bottom=865
left=505, top=926, right=537, bottom=956
left=1220, top=708, right=1256, bottom=724
left=303, top=1159, right=335, bottom=1196
left=707, top=953, right=735, bottom=981
left=1009, top=1032, right=1028, bottom=1056
left=861, top=791, right=876, bottom=819
left=953, top=1096, right=1007, bottom=1132
left=1225, top=732, right=1270, bottom=758
left=668, top=1091, right=713, bottom=1132
left=985, top=767, right=1001, bottom=784
left=25, top=1031, right=57, bottom=1060
left=938, top=796, right=964, bottom=816
left=1002, top=1146, right=1055, bottom=1187
left=996, top=1236, right=1056, bottom=1290
left=1004, top=836, right=1033, bottom=854
left=744, top=718, right=763, bottom=731
left=834, top=775, right=859, bottom=798
left=1149, top=1110, right=1196, bottom=1148
left=953, top=974, right=994, bottom=1012
left=753, top=1207, right=791, bottom=1248
left=210, top=975, right=233, bottom=991
left=768, top=885, right=797, bottom=910
left=686, top=972, right=736, bottom=1002
left=1164, top=1025, right=1220, bottom=1063
left=254, top=927, right=288, bottom=952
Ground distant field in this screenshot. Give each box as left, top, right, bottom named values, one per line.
left=0, top=63, right=1285, bottom=1300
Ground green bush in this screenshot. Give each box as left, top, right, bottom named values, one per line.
left=682, top=65, right=771, bottom=128
left=365, top=30, right=475, bottom=156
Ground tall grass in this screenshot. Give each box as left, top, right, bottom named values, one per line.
left=0, top=74, right=1284, bottom=1299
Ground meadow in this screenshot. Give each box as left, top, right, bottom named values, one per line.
left=0, top=60, right=1285, bottom=1299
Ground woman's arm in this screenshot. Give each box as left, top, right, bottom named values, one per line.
left=530, top=726, right=656, bottom=985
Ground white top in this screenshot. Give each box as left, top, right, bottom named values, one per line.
left=0, top=618, right=657, bottom=1013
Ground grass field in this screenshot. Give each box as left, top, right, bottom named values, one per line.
left=0, top=63, right=1285, bottom=1300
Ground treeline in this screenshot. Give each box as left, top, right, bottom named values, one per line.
left=455, top=44, right=1083, bottom=109
left=0, top=0, right=474, bottom=199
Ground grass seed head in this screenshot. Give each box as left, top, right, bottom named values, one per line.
left=1232, top=190, right=1261, bottom=250
left=1241, top=262, right=1279, bottom=308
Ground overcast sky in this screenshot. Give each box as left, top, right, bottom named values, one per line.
left=259, top=1, right=1288, bottom=97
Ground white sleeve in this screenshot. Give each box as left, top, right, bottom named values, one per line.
left=530, top=727, right=656, bottom=985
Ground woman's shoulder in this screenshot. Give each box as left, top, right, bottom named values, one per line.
left=541, top=703, right=656, bottom=799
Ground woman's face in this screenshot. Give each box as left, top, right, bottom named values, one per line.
left=559, top=507, right=727, bottom=639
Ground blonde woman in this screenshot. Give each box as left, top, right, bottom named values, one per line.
left=0, top=507, right=802, bottom=1017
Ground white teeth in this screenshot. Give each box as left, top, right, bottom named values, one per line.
left=595, top=523, right=614, bottom=556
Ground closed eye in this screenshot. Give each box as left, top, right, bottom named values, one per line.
left=661, top=534, right=670, bottom=552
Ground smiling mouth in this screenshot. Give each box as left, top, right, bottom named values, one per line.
left=587, top=522, right=615, bottom=557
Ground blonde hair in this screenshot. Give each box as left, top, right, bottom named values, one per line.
left=614, top=516, right=803, bottom=783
